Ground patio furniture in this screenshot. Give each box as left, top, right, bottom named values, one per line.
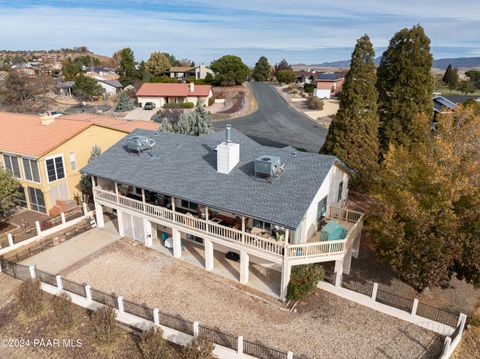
left=320, top=220, right=347, bottom=241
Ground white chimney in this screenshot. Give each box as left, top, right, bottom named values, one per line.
left=217, top=125, right=239, bottom=174
left=189, top=82, right=195, bottom=93
left=40, top=112, right=55, bottom=126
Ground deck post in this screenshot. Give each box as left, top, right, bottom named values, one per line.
left=240, top=250, right=249, bottom=284
left=117, top=210, right=125, bottom=236
left=85, top=285, right=92, bottom=301
left=204, top=238, right=214, bottom=271
left=141, top=189, right=146, bottom=212
left=343, top=249, right=352, bottom=275
left=153, top=308, right=160, bottom=326
left=280, top=260, right=291, bottom=300
left=95, top=203, right=105, bottom=228
left=171, top=197, right=176, bottom=212
left=241, top=216, right=245, bottom=243
left=334, top=258, right=343, bottom=287
left=172, top=228, right=181, bottom=258
left=411, top=298, right=419, bottom=316
left=91, top=176, right=96, bottom=188
left=114, top=182, right=119, bottom=204
left=205, top=207, right=209, bottom=221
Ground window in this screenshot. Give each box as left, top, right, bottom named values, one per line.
left=317, top=195, right=328, bottom=218
left=337, top=181, right=344, bottom=202
left=22, top=158, right=40, bottom=183
left=69, top=152, right=77, bottom=171
left=17, top=186, right=27, bottom=208
left=252, top=219, right=272, bottom=231
left=28, top=187, right=46, bottom=213
left=45, top=155, right=65, bottom=182
left=3, top=154, right=21, bottom=178
left=180, top=200, right=198, bottom=211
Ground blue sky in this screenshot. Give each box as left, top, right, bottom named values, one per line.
left=0, top=1, right=479, bottom=65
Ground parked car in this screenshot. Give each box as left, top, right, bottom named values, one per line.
left=144, top=102, right=156, bottom=110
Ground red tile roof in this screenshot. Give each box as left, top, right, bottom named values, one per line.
left=136, top=83, right=212, bottom=97
left=0, top=112, right=159, bottom=158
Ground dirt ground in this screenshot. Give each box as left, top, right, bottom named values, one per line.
left=0, top=284, right=183, bottom=359
left=61, top=239, right=442, bottom=359
left=211, top=83, right=257, bottom=120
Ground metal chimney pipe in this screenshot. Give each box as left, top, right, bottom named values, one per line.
left=226, top=124, right=231, bottom=143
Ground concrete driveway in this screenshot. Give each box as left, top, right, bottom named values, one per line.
left=20, top=220, right=120, bottom=274
left=214, top=82, right=328, bottom=152
left=124, top=107, right=157, bottom=121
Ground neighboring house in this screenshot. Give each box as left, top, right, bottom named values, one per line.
left=82, top=126, right=363, bottom=299
left=0, top=112, right=159, bottom=216
left=433, top=95, right=457, bottom=114
left=165, top=64, right=214, bottom=80
left=136, top=82, right=213, bottom=108
left=294, top=70, right=316, bottom=84
left=58, top=81, right=74, bottom=97
left=312, top=73, right=345, bottom=99
left=96, top=79, right=123, bottom=96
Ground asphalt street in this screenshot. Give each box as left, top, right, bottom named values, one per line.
left=214, top=82, right=328, bottom=152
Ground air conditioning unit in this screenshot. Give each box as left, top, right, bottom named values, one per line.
left=127, top=136, right=156, bottom=154
left=254, top=155, right=282, bottom=177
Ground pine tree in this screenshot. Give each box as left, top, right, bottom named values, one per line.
left=252, top=56, right=271, bottom=81
left=115, top=48, right=136, bottom=86
left=377, top=25, right=434, bottom=153
left=115, top=92, right=135, bottom=112
left=160, top=104, right=213, bottom=136
left=442, top=64, right=459, bottom=92
left=320, top=35, right=379, bottom=190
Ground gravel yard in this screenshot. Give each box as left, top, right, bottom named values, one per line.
left=60, top=239, right=442, bottom=358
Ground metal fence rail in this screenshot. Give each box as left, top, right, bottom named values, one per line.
left=159, top=311, right=194, bottom=335
left=375, top=289, right=414, bottom=313
left=416, top=302, right=459, bottom=327
left=123, top=299, right=154, bottom=321
left=243, top=339, right=290, bottom=359
left=199, top=325, right=237, bottom=350
left=11, top=263, right=31, bottom=280
left=90, top=288, right=117, bottom=308
left=342, top=278, right=374, bottom=297
left=62, top=278, right=86, bottom=297
left=36, top=269, right=57, bottom=286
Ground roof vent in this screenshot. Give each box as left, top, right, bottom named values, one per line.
left=226, top=124, right=231, bottom=143
left=254, top=155, right=284, bottom=179
left=127, top=135, right=155, bottom=156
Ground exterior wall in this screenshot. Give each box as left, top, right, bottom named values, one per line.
left=195, top=65, right=214, bottom=80
left=300, top=165, right=349, bottom=242
left=98, top=82, right=118, bottom=96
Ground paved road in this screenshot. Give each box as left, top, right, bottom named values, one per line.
left=214, top=82, right=328, bottom=152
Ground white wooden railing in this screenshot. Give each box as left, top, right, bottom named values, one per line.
left=93, top=188, right=364, bottom=261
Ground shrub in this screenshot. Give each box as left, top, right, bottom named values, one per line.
left=303, top=83, right=315, bottom=94
left=306, top=96, right=324, bottom=110
left=137, top=327, right=170, bottom=359
left=183, top=336, right=216, bottom=359
left=163, top=102, right=195, bottom=109
left=151, top=76, right=177, bottom=83
left=208, top=97, right=215, bottom=106
left=287, top=264, right=325, bottom=301
left=52, top=292, right=74, bottom=328
left=276, top=70, right=296, bottom=84
left=16, top=278, right=43, bottom=316
left=470, top=314, right=480, bottom=327
left=90, top=306, right=118, bottom=343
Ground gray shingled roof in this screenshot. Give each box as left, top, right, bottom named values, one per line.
left=82, top=129, right=340, bottom=229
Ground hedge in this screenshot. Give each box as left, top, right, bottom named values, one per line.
left=287, top=264, right=325, bottom=301
left=163, top=102, right=195, bottom=109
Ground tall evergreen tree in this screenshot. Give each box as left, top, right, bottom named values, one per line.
left=376, top=25, right=434, bottom=153
left=442, top=64, right=459, bottom=91
left=252, top=56, right=271, bottom=82
left=320, top=35, right=380, bottom=190
left=115, top=92, right=135, bottom=112
left=115, top=48, right=136, bottom=86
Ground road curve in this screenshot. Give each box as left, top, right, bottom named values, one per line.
left=214, top=82, right=328, bottom=153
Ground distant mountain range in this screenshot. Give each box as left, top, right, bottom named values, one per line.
left=297, top=57, right=480, bottom=69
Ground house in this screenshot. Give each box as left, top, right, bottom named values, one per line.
left=82, top=126, right=364, bottom=299
left=136, top=82, right=213, bottom=108
left=312, top=73, right=345, bottom=99
left=84, top=72, right=123, bottom=96
left=0, top=112, right=159, bottom=216
left=433, top=95, right=456, bottom=114
left=166, top=64, right=214, bottom=80
left=294, top=70, right=316, bottom=84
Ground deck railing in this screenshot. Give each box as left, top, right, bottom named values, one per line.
left=94, top=187, right=363, bottom=261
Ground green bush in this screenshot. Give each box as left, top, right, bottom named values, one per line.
left=163, top=102, right=195, bottom=109
left=16, top=278, right=43, bottom=316
left=90, top=306, right=118, bottom=344
left=151, top=76, right=178, bottom=83
left=276, top=70, right=296, bottom=84
left=52, top=292, right=75, bottom=328
left=303, top=83, right=315, bottom=94
left=183, top=336, right=216, bottom=359
left=137, top=327, right=170, bottom=359
left=306, top=96, right=324, bottom=110
left=208, top=97, right=215, bottom=106
left=286, top=264, right=325, bottom=301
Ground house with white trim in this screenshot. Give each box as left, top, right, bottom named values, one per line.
left=136, top=82, right=213, bottom=108
left=82, top=126, right=363, bottom=299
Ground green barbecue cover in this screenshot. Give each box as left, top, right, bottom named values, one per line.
left=320, top=220, right=347, bottom=241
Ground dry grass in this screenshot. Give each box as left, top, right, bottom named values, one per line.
left=453, top=309, right=480, bottom=358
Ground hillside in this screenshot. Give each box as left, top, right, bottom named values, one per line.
left=297, top=56, right=480, bottom=70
